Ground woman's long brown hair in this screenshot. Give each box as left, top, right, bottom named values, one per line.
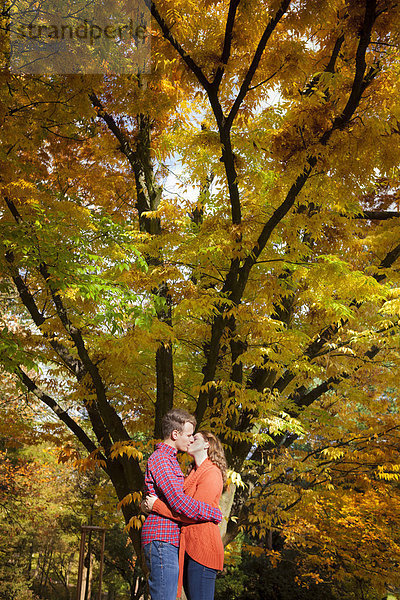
left=198, top=430, right=228, bottom=489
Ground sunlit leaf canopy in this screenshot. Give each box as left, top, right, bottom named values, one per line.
left=2, top=0, right=400, bottom=591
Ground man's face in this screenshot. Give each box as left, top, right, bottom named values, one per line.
left=174, top=421, right=195, bottom=452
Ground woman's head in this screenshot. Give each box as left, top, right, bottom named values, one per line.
left=191, top=431, right=228, bottom=488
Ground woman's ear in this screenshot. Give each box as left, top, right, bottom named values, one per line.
left=204, top=440, right=210, bottom=449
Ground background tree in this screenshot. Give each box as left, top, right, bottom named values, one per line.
left=2, top=0, right=400, bottom=593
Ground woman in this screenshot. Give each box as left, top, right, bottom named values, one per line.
left=142, top=431, right=227, bottom=600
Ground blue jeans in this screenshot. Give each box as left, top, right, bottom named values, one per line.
left=183, top=554, right=218, bottom=600
left=143, top=541, right=179, bottom=600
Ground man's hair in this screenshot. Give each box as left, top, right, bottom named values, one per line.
left=162, top=408, right=196, bottom=439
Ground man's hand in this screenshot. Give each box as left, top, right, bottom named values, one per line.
left=141, top=495, right=158, bottom=514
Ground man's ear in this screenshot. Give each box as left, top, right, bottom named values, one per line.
left=171, top=429, right=179, bottom=441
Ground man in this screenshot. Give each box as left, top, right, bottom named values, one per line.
left=141, top=408, right=223, bottom=600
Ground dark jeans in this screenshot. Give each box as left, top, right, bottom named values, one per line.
left=143, top=541, right=179, bottom=600
left=183, top=554, right=218, bottom=600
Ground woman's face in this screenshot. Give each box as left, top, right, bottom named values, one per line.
left=188, top=432, right=209, bottom=456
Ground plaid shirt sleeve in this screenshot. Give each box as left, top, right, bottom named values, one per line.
left=148, top=452, right=222, bottom=524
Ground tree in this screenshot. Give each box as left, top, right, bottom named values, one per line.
left=2, top=0, right=400, bottom=589
left=0, top=442, right=79, bottom=600
left=0, top=428, right=140, bottom=600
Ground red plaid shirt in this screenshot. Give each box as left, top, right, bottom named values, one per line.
left=141, top=443, right=223, bottom=547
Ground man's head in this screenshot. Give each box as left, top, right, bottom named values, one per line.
left=162, top=408, right=196, bottom=452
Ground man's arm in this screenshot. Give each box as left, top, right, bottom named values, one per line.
left=149, top=469, right=222, bottom=523
left=152, top=498, right=193, bottom=524
left=150, top=454, right=222, bottom=523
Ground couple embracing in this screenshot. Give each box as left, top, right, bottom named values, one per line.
left=141, top=408, right=227, bottom=600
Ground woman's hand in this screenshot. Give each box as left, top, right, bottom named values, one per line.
left=141, top=494, right=158, bottom=514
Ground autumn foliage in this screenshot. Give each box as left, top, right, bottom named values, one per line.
left=2, top=0, right=400, bottom=596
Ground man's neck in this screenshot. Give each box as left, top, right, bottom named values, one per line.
left=163, top=438, right=177, bottom=450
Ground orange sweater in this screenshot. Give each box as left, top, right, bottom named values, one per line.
left=153, top=458, right=224, bottom=595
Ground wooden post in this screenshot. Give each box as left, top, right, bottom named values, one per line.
left=76, top=526, right=107, bottom=600
left=97, top=529, right=106, bottom=600
left=76, top=529, right=87, bottom=600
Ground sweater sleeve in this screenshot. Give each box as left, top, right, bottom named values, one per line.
left=150, top=453, right=222, bottom=523
left=152, top=498, right=194, bottom=524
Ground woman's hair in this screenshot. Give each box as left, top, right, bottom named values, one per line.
left=198, top=431, right=228, bottom=489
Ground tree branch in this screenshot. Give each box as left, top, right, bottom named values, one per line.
left=89, top=92, right=138, bottom=172
left=236, top=159, right=315, bottom=302
left=3, top=196, right=132, bottom=444
left=90, top=93, right=174, bottom=428
left=3, top=199, right=85, bottom=379
left=225, top=0, right=292, bottom=130
left=38, top=260, right=132, bottom=444
left=353, top=211, right=400, bottom=220
left=272, top=235, right=399, bottom=394
left=212, top=0, right=241, bottom=91
left=236, top=0, right=378, bottom=301
left=150, top=1, right=211, bottom=91
left=16, top=367, right=103, bottom=459
left=285, top=345, right=381, bottom=419
left=302, top=34, right=345, bottom=96
left=375, top=242, right=400, bottom=280
left=321, top=0, right=377, bottom=138
left=90, top=93, right=161, bottom=234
